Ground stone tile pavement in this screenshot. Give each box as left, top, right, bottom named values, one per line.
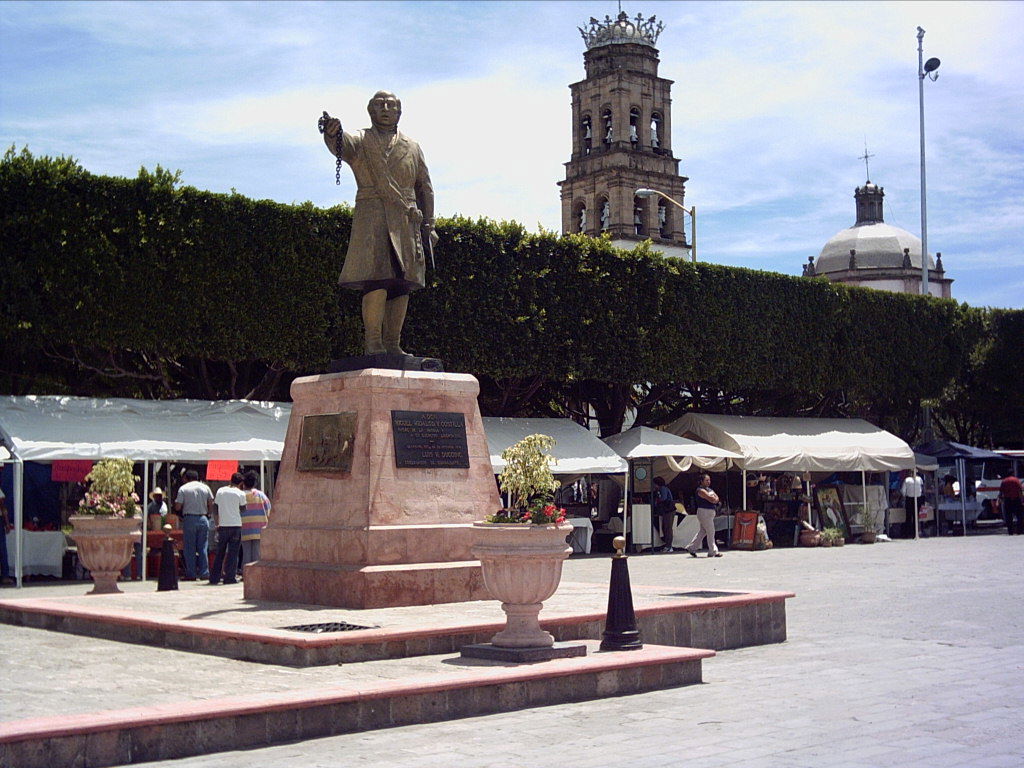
left=3, top=535, right=1023, bottom=767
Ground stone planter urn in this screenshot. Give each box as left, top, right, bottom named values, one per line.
left=860, top=530, right=878, bottom=544
left=472, top=522, right=573, bottom=648
left=69, top=516, right=142, bottom=594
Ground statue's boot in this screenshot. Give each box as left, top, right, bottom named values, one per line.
left=383, top=293, right=410, bottom=356
left=361, top=289, right=387, bottom=355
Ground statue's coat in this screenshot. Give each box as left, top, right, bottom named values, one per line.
left=326, top=127, right=434, bottom=292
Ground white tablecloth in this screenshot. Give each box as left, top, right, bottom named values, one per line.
left=566, top=517, right=594, bottom=554
left=6, top=530, right=67, bottom=577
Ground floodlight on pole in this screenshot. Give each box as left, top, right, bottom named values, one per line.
left=634, top=188, right=696, bottom=262
left=917, top=26, right=940, bottom=297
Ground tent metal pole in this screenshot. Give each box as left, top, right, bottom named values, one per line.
left=959, top=458, right=967, bottom=536
left=912, top=467, right=920, bottom=539
left=861, top=471, right=867, bottom=536
left=624, top=465, right=632, bottom=553
left=260, top=460, right=265, bottom=491
left=141, top=460, right=149, bottom=581
left=14, top=455, right=24, bottom=588
left=805, top=472, right=812, bottom=525
left=741, top=469, right=747, bottom=510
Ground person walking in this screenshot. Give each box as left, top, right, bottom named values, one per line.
left=174, top=470, right=213, bottom=581
left=238, top=471, right=271, bottom=580
left=209, top=472, right=246, bottom=586
left=999, top=471, right=1023, bottom=535
left=684, top=473, right=722, bottom=558
left=652, top=476, right=676, bottom=552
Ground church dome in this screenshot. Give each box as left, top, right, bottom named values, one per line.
left=816, top=222, right=936, bottom=274
left=815, top=178, right=937, bottom=274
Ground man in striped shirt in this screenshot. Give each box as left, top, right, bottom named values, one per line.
left=239, top=471, right=271, bottom=579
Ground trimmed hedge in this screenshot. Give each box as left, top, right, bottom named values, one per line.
left=1, top=148, right=1015, bottom=444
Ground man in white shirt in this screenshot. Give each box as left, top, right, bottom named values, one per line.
left=174, top=470, right=214, bottom=580
left=901, top=473, right=923, bottom=539
left=209, top=472, right=247, bottom=586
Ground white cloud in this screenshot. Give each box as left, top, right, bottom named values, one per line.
left=1, top=0, right=1021, bottom=306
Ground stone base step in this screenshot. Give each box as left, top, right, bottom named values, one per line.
left=0, top=587, right=790, bottom=666
left=0, top=642, right=711, bottom=768
left=243, top=558, right=487, bottom=608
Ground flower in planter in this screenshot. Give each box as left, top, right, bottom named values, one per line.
left=485, top=434, right=566, bottom=525
left=77, top=458, right=140, bottom=518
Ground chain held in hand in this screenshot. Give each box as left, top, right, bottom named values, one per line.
left=317, top=110, right=343, bottom=186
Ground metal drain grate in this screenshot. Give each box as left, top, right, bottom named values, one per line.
left=279, top=621, right=379, bottom=633
left=670, top=590, right=747, bottom=599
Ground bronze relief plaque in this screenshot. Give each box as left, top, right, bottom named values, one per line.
left=296, top=412, right=356, bottom=472
left=391, top=410, right=470, bottom=469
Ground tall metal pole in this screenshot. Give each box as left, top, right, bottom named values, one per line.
left=689, top=205, right=696, bottom=263
left=917, top=26, right=930, bottom=297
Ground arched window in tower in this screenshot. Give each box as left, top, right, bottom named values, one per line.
left=602, top=109, right=613, bottom=146
left=598, top=196, right=610, bottom=231
left=629, top=107, right=640, bottom=146
left=650, top=112, right=662, bottom=149
left=633, top=195, right=646, bottom=236
left=581, top=115, right=592, bottom=155
left=658, top=199, right=670, bottom=238
left=574, top=200, right=588, bottom=233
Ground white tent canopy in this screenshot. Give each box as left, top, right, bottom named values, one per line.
left=0, top=395, right=290, bottom=462
left=665, top=413, right=915, bottom=472
left=603, top=426, right=742, bottom=460
left=483, top=417, right=627, bottom=475
left=602, top=426, right=742, bottom=472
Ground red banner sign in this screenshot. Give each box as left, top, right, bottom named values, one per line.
left=731, top=512, right=759, bottom=551
left=206, top=460, right=239, bottom=481
left=51, top=460, right=95, bottom=483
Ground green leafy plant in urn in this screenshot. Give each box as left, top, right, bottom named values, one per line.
left=69, top=458, right=142, bottom=594
left=473, top=434, right=572, bottom=648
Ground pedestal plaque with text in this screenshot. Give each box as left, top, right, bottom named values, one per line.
left=391, top=410, right=470, bottom=469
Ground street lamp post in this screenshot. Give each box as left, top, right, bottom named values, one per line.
left=635, top=188, right=696, bottom=262
left=917, top=26, right=940, bottom=297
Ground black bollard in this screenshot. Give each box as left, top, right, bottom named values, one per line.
left=156, top=524, right=179, bottom=592
left=600, top=535, right=643, bottom=651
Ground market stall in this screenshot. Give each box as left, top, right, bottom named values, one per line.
left=914, top=439, right=1008, bottom=535
left=664, top=413, right=916, bottom=543
left=0, top=395, right=289, bottom=586
left=602, top=426, right=742, bottom=552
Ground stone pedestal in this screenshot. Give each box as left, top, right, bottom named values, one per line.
left=243, top=369, right=499, bottom=609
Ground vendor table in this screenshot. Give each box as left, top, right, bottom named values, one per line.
left=566, top=517, right=593, bottom=555
left=6, top=530, right=67, bottom=577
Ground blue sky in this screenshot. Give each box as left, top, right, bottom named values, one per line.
left=2, top=0, right=1022, bottom=309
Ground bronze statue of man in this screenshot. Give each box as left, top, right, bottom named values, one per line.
left=321, top=91, right=437, bottom=356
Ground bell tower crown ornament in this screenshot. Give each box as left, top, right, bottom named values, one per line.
left=579, top=11, right=664, bottom=50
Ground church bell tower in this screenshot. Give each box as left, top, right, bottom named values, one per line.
left=558, top=11, right=690, bottom=258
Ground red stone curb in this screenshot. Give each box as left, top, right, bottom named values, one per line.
left=0, top=644, right=709, bottom=742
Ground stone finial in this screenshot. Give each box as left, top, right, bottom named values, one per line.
left=902, top=247, right=912, bottom=269
left=802, top=256, right=816, bottom=277
left=935, top=252, right=944, bottom=273
left=849, top=249, right=857, bottom=270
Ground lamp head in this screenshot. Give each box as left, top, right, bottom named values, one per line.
left=924, top=57, right=940, bottom=80
left=635, top=188, right=658, bottom=198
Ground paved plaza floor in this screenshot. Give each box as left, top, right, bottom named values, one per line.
left=3, top=534, right=1023, bottom=767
